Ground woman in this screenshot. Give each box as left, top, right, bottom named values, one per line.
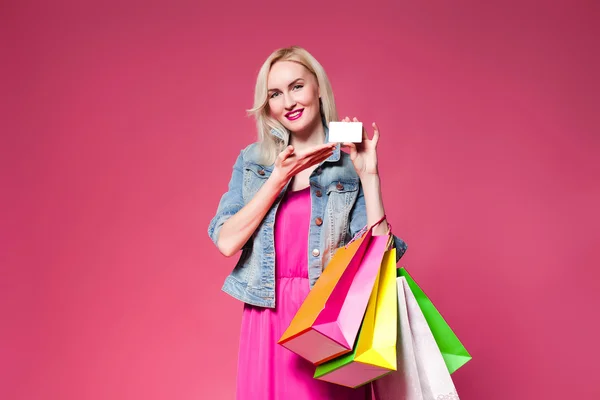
left=208, top=46, right=407, bottom=400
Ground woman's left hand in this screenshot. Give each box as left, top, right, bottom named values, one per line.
left=340, top=116, right=381, bottom=179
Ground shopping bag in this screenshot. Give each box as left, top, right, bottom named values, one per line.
left=398, top=268, right=472, bottom=373
left=314, top=247, right=398, bottom=388
left=373, top=277, right=460, bottom=400
left=279, top=218, right=389, bottom=365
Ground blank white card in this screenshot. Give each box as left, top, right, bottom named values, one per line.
left=328, top=121, right=363, bottom=143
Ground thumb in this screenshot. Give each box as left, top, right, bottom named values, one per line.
left=284, top=145, right=294, bottom=158
left=278, top=145, right=294, bottom=164
left=342, top=142, right=357, bottom=158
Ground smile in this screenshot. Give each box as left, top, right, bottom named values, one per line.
left=285, top=109, right=304, bottom=121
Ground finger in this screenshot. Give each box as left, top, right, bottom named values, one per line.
left=304, top=143, right=336, bottom=158
left=310, top=146, right=336, bottom=160
left=279, top=145, right=295, bottom=162
left=320, top=142, right=338, bottom=151
left=315, top=144, right=336, bottom=157
left=344, top=142, right=357, bottom=151
left=341, top=142, right=357, bottom=158
left=312, top=142, right=336, bottom=151
left=285, top=145, right=295, bottom=156
left=351, top=117, right=368, bottom=141
left=314, top=150, right=335, bottom=165
left=305, top=149, right=334, bottom=169
left=298, top=149, right=330, bottom=166
left=360, top=122, right=369, bottom=142
left=372, top=122, right=380, bottom=146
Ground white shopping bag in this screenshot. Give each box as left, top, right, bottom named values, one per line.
left=373, top=277, right=460, bottom=400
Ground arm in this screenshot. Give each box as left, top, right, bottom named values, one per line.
left=343, top=117, right=408, bottom=262
left=361, top=175, right=388, bottom=235
left=216, top=177, right=286, bottom=258
left=208, top=143, right=336, bottom=258
left=207, top=149, right=287, bottom=258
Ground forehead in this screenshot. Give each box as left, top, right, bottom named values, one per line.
left=267, top=60, right=313, bottom=87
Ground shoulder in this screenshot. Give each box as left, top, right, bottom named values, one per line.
left=239, top=142, right=264, bottom=164
left=226, top=142, right=261, bottom=167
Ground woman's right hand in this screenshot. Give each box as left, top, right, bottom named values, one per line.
left=271, top=143, right=337, bottom=185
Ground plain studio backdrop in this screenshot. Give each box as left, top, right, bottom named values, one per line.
left=2, top=1, right=599, bottom=399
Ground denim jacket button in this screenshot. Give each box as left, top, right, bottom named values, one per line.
left=336, top=183, right=344, bottom=190
left=316, top=190, right=322, bottom=197
left=312, top=249, right=320, bottom=257
left=315, top=217, right=323, bottom=226
left=258, top=169, right=265, bottom=176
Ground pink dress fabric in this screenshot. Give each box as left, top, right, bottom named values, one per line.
left=236, top=187, right=370, bottom=400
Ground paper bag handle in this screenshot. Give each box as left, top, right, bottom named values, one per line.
left=345, top=214, right=391, bottom=248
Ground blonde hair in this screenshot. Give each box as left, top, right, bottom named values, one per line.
left=247, top=46, right=338, bottom=165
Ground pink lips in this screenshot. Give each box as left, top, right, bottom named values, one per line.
left=285, top=109, right=304, bottom=121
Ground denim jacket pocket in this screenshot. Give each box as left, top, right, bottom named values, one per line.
left=326, top=179, right=359, bottom=212
left=243, top=162, right=272, bottom=200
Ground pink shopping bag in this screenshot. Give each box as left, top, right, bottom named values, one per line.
left=279, top=216, right=391, bottom=365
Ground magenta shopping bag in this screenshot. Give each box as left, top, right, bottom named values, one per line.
left=311, top=234, right=389, bottom=354
left=279, top=216, right=392, bottom=365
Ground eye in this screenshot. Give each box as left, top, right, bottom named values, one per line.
left=269, top=92, right=280, bottom=99
left=293, top=84, right=303, bottom=90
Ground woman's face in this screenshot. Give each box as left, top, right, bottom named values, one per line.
left=267, top=61, right=321, bottom=135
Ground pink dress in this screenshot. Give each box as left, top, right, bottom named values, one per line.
left=236, top=187, right=370, bottom=400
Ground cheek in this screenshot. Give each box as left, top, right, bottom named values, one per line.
left=298, top=89, right=319, bottom=106
left=268, top=100, right=282, bottom=116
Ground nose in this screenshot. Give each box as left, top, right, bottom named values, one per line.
left=284, top=93, right=296, bottom=111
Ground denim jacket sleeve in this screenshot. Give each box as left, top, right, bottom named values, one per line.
left=348, top=181, right=408, bottom=262
left=207, top=149, right=245, bottom=248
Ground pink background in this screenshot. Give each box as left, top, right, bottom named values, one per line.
left=2, top=1, right=599, bottom=399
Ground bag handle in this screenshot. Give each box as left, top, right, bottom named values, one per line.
left=385, top=221, right=394, bottom=250
left=345, top=214, right=392, bottom=249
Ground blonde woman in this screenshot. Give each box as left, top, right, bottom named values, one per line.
left=208, top=46, right=407, bottom=399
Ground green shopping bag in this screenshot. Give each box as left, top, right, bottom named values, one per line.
left=397, top=267, right=472, bottom=373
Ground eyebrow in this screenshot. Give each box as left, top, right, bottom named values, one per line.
left=268, top=78, right=304, bottom=92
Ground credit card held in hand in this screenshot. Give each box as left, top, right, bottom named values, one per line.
left=328, top=121, right=363, bottom=143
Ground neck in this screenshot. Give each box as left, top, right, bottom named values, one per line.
left=288, top=118, right=325, bottom=151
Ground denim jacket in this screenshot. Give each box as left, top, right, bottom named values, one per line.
left=208, top=129, right=407, bottom=308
